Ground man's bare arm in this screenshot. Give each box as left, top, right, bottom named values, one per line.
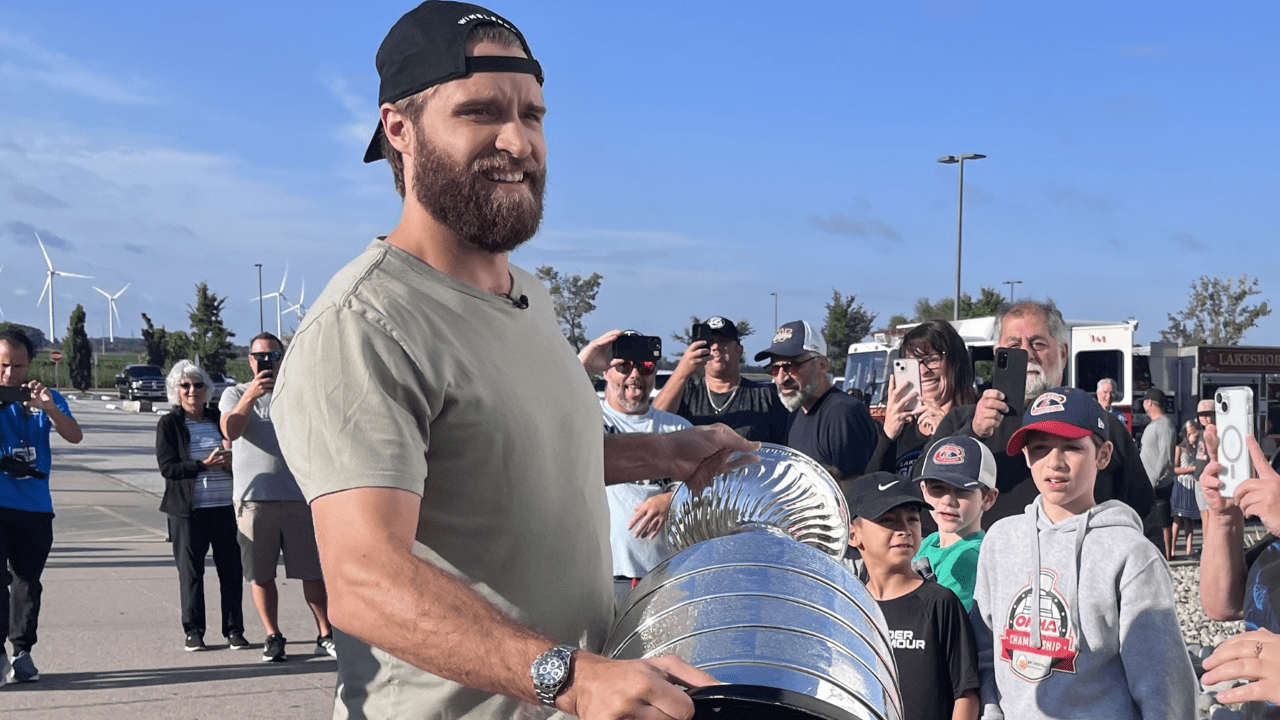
left=604, top=425, right=759, bottom=492
left=1199, top=453, right=1247, bottom=620
left=312, top=486, right=715, bottom=719
left=651, top=342, right=708, bottom=414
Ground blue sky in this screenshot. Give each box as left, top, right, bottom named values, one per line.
left=2, top=1, right=1277, bottom=355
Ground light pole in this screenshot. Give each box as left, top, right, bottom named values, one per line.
left=255, top=263, right=264, bottom=333
left=770, top=292, right=778, bottom=330
left=937, top=153, right=986, bottom=320
left=1003, top=279, right=1022, bottom=303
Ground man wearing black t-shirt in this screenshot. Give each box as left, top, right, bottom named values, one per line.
left=652, top=315, right=788, bottom=444
left=755, top=320, right=877, bottom=482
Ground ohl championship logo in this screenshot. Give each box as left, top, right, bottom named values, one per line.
left=1000, top=569, right=1078, bottom=682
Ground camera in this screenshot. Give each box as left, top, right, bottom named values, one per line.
left=0, top=386, right=29, bottom=406
left=0, top=453, right=45, bottom=480
left=612, top=334, right=662, bottom=363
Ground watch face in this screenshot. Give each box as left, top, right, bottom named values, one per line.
left=533, top=653, right=567, bottom=686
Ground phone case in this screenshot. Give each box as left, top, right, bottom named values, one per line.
left=993, top=347, right=1029, bottom=417
left=892, top=358, right=921, bottom=413
left=1216, top=386, right=1255, bottom=498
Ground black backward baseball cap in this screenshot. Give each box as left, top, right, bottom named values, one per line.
left=363, top=1, right=544, bottom=163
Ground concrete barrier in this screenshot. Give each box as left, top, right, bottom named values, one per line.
left=121, top=399, right=153, bottom=413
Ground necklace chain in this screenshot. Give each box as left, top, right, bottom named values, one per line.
left=706, top=382, right=740, bottom=414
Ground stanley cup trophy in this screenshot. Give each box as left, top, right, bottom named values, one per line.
left=603, top=444, right=903, bottom=720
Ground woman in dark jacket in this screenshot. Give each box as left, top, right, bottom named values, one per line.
left=155, top=360, right=246, bottom=652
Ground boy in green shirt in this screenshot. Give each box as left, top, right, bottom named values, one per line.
left=915, top=436, right=999, bottom=611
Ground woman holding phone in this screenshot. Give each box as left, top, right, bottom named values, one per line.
left=867, top=320, right=978, bottom=476
left=155, top=360, right=246, bottom=652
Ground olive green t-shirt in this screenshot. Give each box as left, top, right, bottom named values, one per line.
left=274, top=240, right=612, bottom=720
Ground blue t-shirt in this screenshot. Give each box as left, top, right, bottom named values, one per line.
left=0, top=389, right=72, bottom=513
left=786, top=387, right=877, bottom=479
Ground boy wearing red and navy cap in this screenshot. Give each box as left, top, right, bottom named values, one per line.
left=969, top=387, right=1195, bottom=719
left=915, top=436, right=999, bottom=612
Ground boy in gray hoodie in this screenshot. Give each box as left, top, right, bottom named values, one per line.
left=969, top=386, right=1195, bottom=719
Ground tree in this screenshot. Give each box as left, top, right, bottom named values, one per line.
left=909, top=287, right=1007, bottom=324
left=822, top=291, right=877, bottom=375
left=536, top=266, right=602, bottom=351
left=187, top=282, right=236, bottom=373
left=669, top=317, right=754, bottom=346
left=63, top=304, right=93, bottom=391
left=1161, top=275, right=1271, bottom=345
left=141, top=313, right=169, bottom=367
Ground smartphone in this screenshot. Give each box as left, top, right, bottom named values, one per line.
left=0, top=386, right=28, bottom=405
left=1216, top=386, right=1255, bottom=498
left=257, top=356, right=273, bottom=372
left=691, top=323, right=714, bottom=345
left=612, top=335, right=662, bottom=363
left=992, top=347, right=1029, bottom=417
left=892, top=358, right=921, bottom=413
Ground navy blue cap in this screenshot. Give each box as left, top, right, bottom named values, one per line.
left=754, top=320, right=826, bottom=362
left=1007, top=386, right=1110, bottom=455
left=843, top=471, right=931, bottom=520
left=918, top=436, right=997, bottom=490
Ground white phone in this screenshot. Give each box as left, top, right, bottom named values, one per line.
left=892, top=358, right=921, bottom=414
left=1215, top=386, right=1255, bottom=498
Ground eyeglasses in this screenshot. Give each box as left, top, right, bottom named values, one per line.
left=766, top=355, right=817, bottom=377
left=908, top=352, right=946, bottom=370
left=613, top=360, right=656, bottom=376
left=179, top=382, right=205, bottom=390
left=250, top=351, right=282, bottom=362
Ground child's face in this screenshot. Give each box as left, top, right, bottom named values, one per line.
left=1021, top=431, right=1113, bottom=519
left=920, top=480, right=994, bottom=537
left=849, top=505, right=922, bottom=568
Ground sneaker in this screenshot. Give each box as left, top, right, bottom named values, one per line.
left=184, top=633, right=207, bottom=652
left=8, top=651, right=38, bottom=682
left=262, top=633, right=287, bottom=663
left=227, top=632, right=251, bottom=650
left=315, top=634, right=337, bottom=658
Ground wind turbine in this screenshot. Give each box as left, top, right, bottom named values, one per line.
left=0, top=266, right=6, bottom=319
left=36, top=233, right=92, bottom=342
left=92, top=283, right=131, bottom=343
left=251, top=266, right=288, bottom=337
left=283, top=279, right=307, bottom=328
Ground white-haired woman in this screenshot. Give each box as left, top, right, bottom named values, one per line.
left=154, top=360, right=247, bottom=652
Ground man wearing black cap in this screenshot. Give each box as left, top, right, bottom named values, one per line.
left=652, top=315, right=789, bottom=444
left=273, top=4, right=748, bottom=719
left=1140, top=386, right=1177, bottom=558
left=755, top=320, right=877, bottom=482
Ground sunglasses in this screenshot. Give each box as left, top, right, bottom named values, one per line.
left=766, top=355, right=817, bottom=377
left=251, top=351, right=282, bottom=362
left=613, top=360, right=657, bottom=376
left=179, top=382, right=205, bottom=390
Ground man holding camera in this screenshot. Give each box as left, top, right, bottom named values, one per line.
left=0, top=328, right=82, bottom=684
left=652, top=315, right=788, bottom=444
left=220, top=332, right=334, bottom=663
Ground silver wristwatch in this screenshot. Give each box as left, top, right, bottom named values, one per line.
left=530, top=644, right=577, bottom=706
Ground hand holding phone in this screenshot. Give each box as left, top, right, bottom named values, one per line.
left=992, top=347, right=1030, bottom=417
left=1216, top=386, right=1255, bottom=498
left=892, top=358, right=921, bottom=414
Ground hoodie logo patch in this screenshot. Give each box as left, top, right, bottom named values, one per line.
left=932, top=444, right=966, bottom=465
left=1028, top=392, right=1068, bottom=416
left=1000, top=569, right=1078, bottom=682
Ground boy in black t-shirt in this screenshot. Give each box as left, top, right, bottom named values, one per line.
left=845, top=471, right=980, bottom=720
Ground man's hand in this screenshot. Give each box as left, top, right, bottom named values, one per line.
left=629, top=492, right=673, bottom=539
left=23, top=380, right=56, bottom=413
left=561, top=652, right=717, bottom=720
left=244, top=367, right=275, bottom=401
left=674, top=341, right=710, bottom=377
left=882, top=375, right=922, bottom=441
left=1202, top=628, right=1280, bottom=706
left=665, top=425, right=760, bottom=494
left=1231, top=436, right=1280, bottom=535
left=579, top=330, right=624, bottom=373
left=971, top=389, right=1009, bottom=440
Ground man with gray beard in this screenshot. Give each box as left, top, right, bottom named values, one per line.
left=755, top=320, right=877, bottom=482
left=915, top=301, right=1152, bottom=526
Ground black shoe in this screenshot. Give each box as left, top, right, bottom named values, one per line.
left=315, top=634, right=337, bottom=658
left=185, top=633, right=207, bottom=652
left=227, top=632, right=251, bottom=650
left=262, top=633, right=287, bottom=663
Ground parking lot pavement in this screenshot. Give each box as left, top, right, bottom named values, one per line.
left=0, top=393, right=336, bottom=718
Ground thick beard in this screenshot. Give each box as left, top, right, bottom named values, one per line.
left=412, top=130, right=546, bottom=254
left=1025, top=359, right=1062, bottom=402
left=779, top=374, right=823, bottom=412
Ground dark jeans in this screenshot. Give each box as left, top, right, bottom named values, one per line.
left=168, top=505, right=243, bottom=638
left=0, top=506, right=55, bottom=654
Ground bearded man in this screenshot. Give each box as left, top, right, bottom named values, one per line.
left=754, top=320, right=877, bottom=482
left=916, top=301, right=1152, bottom=525
left=272, top=4, right=754, bottom=719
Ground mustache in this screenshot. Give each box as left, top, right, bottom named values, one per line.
left=472, top=152, right=542, bottom=177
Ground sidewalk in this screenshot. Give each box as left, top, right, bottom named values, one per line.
left=0, top=397, right=336, bottom=718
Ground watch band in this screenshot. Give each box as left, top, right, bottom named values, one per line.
left=530, top=644, right=577, bottom=706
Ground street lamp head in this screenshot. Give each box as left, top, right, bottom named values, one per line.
left=937, top=153, right=986, bottom=164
